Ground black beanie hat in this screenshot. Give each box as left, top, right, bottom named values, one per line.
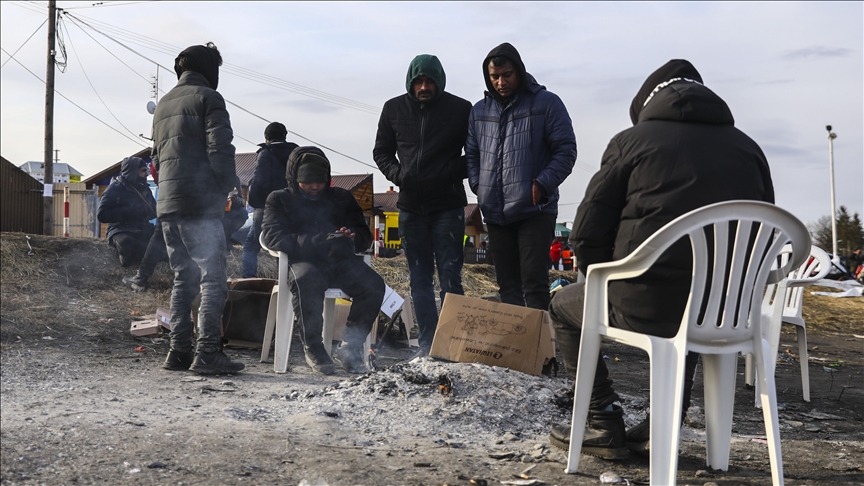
left=264, top=122, right=288, bottom=141
left=296, top=153, right=330, bottom=183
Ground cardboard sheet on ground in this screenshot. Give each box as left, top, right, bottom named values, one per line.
left=430, top=294, right=555, bottom=376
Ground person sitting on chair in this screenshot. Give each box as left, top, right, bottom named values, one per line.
left=98, top=156, right=165, bottom=269
left=547, top=59, right=774, bottom=460
left=261, top=146, right=385, bottom=375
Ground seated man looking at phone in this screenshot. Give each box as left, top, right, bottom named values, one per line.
left=261, top=146, right=385, bottom=375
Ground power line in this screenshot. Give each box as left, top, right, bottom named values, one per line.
left=59, top=15, right=140, bottom=141
left=63, top=13, right=153, bottom=85
left=1, top=46, right=147, bottom=148
left=61, top=11, right=377, bottom=170
left=0, top=17, right=47, bottom=68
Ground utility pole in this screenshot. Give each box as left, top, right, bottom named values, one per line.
left=826, top=125, right=838, bottom=260
left=43, top=0, right=57, bottom=236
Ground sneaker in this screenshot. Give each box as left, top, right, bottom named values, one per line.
left=548, top=405, right=628, bottom=460
left=122, top=272, right=149, bottom=292
left=162, top=349, right=194, bottom=371
left=189, top=349, right=245, bottom=375
left=333, top=342, right=369, bottom=374
left=626, top=416, right=650, bottom=457
left=304, top=343, right=336, bottom=375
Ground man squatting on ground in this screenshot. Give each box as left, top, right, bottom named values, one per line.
left=373, top=54, right=472, bottom=356
left=261, top=147, right=386, bottom=375
left=547, top=60, right=775, bottom=459
left=466, top=42, right=577, bottom=311
left=242, top=121, right=298, bottom=278
left=151, top=43, right=245, bottom=375
left=97, top=156, right=168, bottom=282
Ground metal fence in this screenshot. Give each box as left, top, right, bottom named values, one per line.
left=463, top=247, right=491, bottom=265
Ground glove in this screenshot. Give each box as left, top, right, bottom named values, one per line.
left=327, top=236, right=355, bottom=261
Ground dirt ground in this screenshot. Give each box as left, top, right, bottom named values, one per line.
left=1, top=233, right=862, bottom=486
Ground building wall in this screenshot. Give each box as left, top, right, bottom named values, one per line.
left=1, top=157, right=44, bottom=234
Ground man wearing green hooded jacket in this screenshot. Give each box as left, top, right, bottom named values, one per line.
left=373, top=55, right=472, bottom=356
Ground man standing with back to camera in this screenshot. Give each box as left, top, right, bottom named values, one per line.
left=151, top=42, right=244, bottom=375
left=466, top=42, right=577, bottom=311
left=373, top=54, right=472, bottom=356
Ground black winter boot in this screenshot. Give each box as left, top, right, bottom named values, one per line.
left=333, top=342, right=368, bottom=374
left=304, top=343, right=336, bottom=375
left=190, top=349, right=245, bottom=375
left=626, top=415, right=650, bottom=457
left=162, top=349, right=194, bottom=371
left=548, top=405, right=628, bottom=460
left=123, top=271, right=150, bottom=292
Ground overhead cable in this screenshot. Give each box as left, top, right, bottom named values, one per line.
left=1, top=46, right=147, bottom=148
left=0, top=17, right=47, bottom=68
left=59, top=14, right=140, bottom=141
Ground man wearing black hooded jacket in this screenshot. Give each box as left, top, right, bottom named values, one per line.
left=242, top=121, right=298, bottom=278
left=262, top=146, right=385, bottom=375
left=546, top=60, right=774, bottom=460
left=373, top=54, right=472, bottom=355
left=151, top=42, right=244, bottom=375
left=97, top=156, right=162, bottom=267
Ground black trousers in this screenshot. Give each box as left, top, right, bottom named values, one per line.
left=110, top=230, right=151, bottom=267
left=288, top=257, right=386, bottom=347
left=486, top=213, right=556, bottom=310
left=549, top=282, right=700, bottom=413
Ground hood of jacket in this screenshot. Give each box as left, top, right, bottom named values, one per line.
left=119, top=156, right=148, bottom=187
left=405, top=54, right=446, bottom=101
left=629, top=59, right=733, bottom=126
left=174, top=45, right=220, bottom=90
left=285, top=146, right=332, bottom=196
left=482, top=42, right=529, bottom=103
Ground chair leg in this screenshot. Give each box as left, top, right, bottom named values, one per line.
left=796, top=325, right=810, bottom=402
left=702, top=352, right=738, bottom=471
left=322, top=297, right=336, bottom=357
left=564, top=329, right=601, bottom=474
left=755, top=339, right=785, bottom=486
left=273, top=285, right=294, bottom=373
left=745, top=352, right=755, bottom=387
left=260, top=285, right=278, bottom=362
left=646, top=340, right=686, bottom=486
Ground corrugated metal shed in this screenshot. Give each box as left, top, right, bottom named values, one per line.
left=1, top=156, right=44, bottom=234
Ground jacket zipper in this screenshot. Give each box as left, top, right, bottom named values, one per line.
left=417, top=106, right=427, bottom=212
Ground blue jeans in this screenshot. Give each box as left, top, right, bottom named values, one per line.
left=242, top=208, right=264, bottom=278
left=161, top=218, right=227, bottom=354
left=486, top=213, right=556, bottom=310
left=399, top=208, right=465, bottom=349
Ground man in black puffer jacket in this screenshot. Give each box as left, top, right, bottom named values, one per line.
left=242, top=121, right=298, bottom=278
left=97, top=156, right=161, bottom=267
left=262, top=147, right=385, bottom=376
left=466, top=43, right=577, bottom=311
left=547, top=60, right=774, bottom=460
left=151, top=42, right=244, bottom=375
left=373, top=54, right=472, bottom=355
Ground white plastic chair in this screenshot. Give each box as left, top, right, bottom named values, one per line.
left=259, top=234, right=371, bottom=373
left=564, top=200, right=810, bottom=486
left=747, top=245, right=831, bottom=404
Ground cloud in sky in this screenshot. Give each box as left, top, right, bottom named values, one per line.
left=1, top=1, right=861, bottom=226
left=783, top=46, right=854, bottom=60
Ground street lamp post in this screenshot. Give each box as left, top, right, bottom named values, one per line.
left=826, top=125, right=838, bottom=260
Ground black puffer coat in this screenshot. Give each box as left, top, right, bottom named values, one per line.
left=569, top=60, right=774, bottom=334
left=373, top=54, right=472, bottom=214
left=261, top=147, right=372, bottom=264
left=151, top=69, right=239, bottom=221
left=247, top=141, right=298, bottom=209
left=97, top=157, right=157, bottom=240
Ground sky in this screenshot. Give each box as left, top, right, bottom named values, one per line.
left=1, top=1, right=862, bottom=228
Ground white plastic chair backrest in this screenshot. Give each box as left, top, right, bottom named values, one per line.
left=762, top=245, right=830, bottom=317
left=587, top=201, right=810, bottom=351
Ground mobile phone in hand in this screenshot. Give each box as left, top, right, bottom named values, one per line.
left=327, top=232, right=346, bottom=239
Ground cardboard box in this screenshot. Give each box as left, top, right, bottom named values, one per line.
left=221, top=278, right=277, bottom=344
left=381, top=285, right=404, bottom=318
left=130, top=319, right=160, bottom=337
left=156, top=307, right=171, bottom=332
left=429, top=293, right=556, bottom=376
